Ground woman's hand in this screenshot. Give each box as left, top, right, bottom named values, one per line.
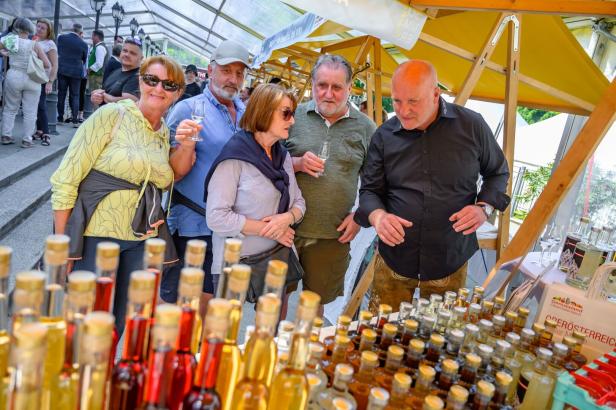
left=276, top=226, right=295, bottom=247
left=260, top=213, right=293, bottom=241
left=174, top=119, right=201, bottom=147
left=45, top=82, right=52, bottom=94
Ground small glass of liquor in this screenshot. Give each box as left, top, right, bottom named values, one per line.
left=317, top=141, right=329, bottom=177
left=189, top=101, right=205, bottom=142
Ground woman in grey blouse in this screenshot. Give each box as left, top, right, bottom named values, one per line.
left=206, top=84, right=305, bottom=317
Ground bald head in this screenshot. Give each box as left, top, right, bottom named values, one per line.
left=391, top=60, right=441, bottom=131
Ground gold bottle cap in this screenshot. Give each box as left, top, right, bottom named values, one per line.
left=517, top=307, right=530, bottom=317
left=404, top=319, right=419, bottom=331
left=442, top=359, right=459, bottom=374
left=362, top=328, right=377, bottom=342
left=383, top=323, right=397, bottom=336
left=369, top=387, right=390, bottom=406
left=179, top=268, right=205, bottom=298
left=15, top=270, right=46, bottom=291
left=335, top=334, right=351, bottom=347
left=309, top=342, right=325, bottom=358
left=572, top=330, right=586, bottom=342
left=465, top=353, right=481, bottom=367
left=334, top=363, right=354, bottom=381
left=331, top=397, right=353, bottom=410
left=313, top=317, right=324, bottom=329
left=473, top=286, right=485, bottom=294
left=393, top=372, right=412, bottom=390
left=388, top=345, right=404, bottom=360
left=46, top=234, right=70, bottom=251
left=409, top=338, right=425, bottom=352
left=379, top=304, right=392, bottom=315
left=429, top=333, right=445, bottom=347
left=267, top=259, right=288, bottom=277
left=418, top=364, right=436, bottom=380
left=83, top=311, right=114, bottom=336
left=128, top=270, right=156, bottom=304
left=96, top=241, right=120, bottom=271
left=482, top=300, right=494, bottom=310
left=423, top=394, right=444, bottom=410
left=476, top=380, right=495, bottom=397
left=532, top=322, right=546, bottom=334
left=145, top=238, right=166, bottom=253
left=223, top=238, right=242, bottom=264
left=563, top=335, right=578, bottom=348
left=361, top=350, right=379, bottom=365
left=505, top=311, right=518, bottom=321
left=494, top=295, right=506, bottom=305
left=155, top=303, right=182, bottom=326
left=449, top=385, right=469, bottom=402
left=14, top=322, right=47, bottom=348
left=544, top=318, right=557, bottom=329
left=338, top=315, right=352, bottom=327
left=257, top=294, right=281, bottom=315
left=306, top=373, right=322, bottom=391
left=458, top=287, right=470, bottom=297
left=185, top=239, right=206, bottom=266
left=359, top=310, right=373, bottom=322
left=495, top=371, right=513, bottom=387
left=228, top=264, right=251, bottom=293
left=296, top=291, right=320, bottom=322
left=67, top=271, right=96, bottom=292
left=0, top=246, right=12, bottom=279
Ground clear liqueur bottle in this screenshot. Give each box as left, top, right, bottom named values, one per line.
left=569, top=225, right=609, bottom=289
left=317, top=364, right=357, bottom=409
left=216, top=238, right=242, bottom=298
left=559, top=216, right=590, bottom=272
left=519, top=348, right=554, bottom=409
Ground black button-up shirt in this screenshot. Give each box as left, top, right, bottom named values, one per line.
left=355, top=98, right=511, bottom=281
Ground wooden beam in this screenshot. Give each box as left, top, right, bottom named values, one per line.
left=483, top=77, right=616, bottom=288
left=406, top=0, right=616, bottom=17
left=343, top=253, right=376, bottom=318
left=455, top=13, right=508, bottom=105
left=373, top=39, right=384, bottom=127
left=322, top=35, right=371, bottom=53
left=354, top=37, right=375, bottom=66
left=278, top=47, right=318, bottom=63
left=496, top=14, right=521, bottom=259
left=418, top=32, right=596, bottom=113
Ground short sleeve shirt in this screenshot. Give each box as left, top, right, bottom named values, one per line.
left=103, top=67, right=139, bottom=98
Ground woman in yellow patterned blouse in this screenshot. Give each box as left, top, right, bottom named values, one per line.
left=50, top=55, right=200, bottom=331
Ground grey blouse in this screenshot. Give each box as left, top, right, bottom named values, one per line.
left=206, top=153, right=306, bottom=276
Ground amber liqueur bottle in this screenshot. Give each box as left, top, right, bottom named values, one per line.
left=323, top=315, right=352, bottom=356
left=323, top=334, right=353, bottom=383
left=377, top=323, right=399, bottom=362
left=384, top=372, right=411, bottom=409
left=434, top=359, right=459, bottom=398
left=94, top=241, right=121, bottom=368
left=367, top=387, right=390, bottom=410
left=405, top=338, right=425, bottom=379
left=446, top=385, right=469, bottom=410
left=348, top=350, right=379, bottom=410
left=268, top=290, right=321, bottom=410
left=109, top=271, right=156, bottom=410
left=470, top=380, right=495, bottom=410
left=458, top=353, right=481, bottom=392
left=144, top=238, right=166, bottom=316
left=351, top=311, right=374, bottom=347
left=168, top=268, right=205, bottom=410
left=376, top=304, right=392, bottom=331
left=374, top=345, right=404, bottom=391
left=183, top=298, right=232, bottom=409
left=183, top=239, right=207, bottom=353
left=406, top=364, right=436, bottom=409
left=347, top=328, right=377, bottom=372
left=422, top=333, right=445, bottom=368
left=399, top=319, right=419, bottom=347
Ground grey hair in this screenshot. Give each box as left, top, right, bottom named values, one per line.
left=12, top=18, right=35, bottom=35
left=311, top=54, right=353, bottom=84
left=209, top=60, right=247, bottom=75
left=72, top=23, right=83, bottom=33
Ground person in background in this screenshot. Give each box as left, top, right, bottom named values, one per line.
left=91, top=37, right=142, bottom=106
left=355, top=60, right=510, bottom=310
left=0, top=18, right=50, bottom=148
left=50, top=55, right=193, bottom=332
left=239, top=86, right=254, bottom=103
left=33, top=18, right=58, bottom=146
left=162, top=40, right=250, bottom=313
left=285, top=54, right=376, bottom=316
left=87, top=29, right=108, bottom=110
left=178, top=64, right=201, bottom=101
left=103, top=44, right=122, bottom=83
left=205, top=84, right=305, bottom=318
left=56, top=23, right=87, bottom=127
left=114, top=35, right=123, bottom=46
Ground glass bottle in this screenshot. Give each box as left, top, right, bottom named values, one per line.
left=489, top=315, right=505, bottom=346
left=484, top=340, right=510, bottom=384
left=348, top=328, right=377, bottom=372
left=541, top=319, right=557, bottom=349
left=217, top=264, right=250, bottom=410
left=143, top=238, right=166, bottom=317
left=492, top=297, right=505, bottom=316
left=168, top=268, right=204, bottom=410
left=491, top=371, right=513, bottom=409
left=405, top=364, right=436, bottom=409
left=448, top=307, right=467, bottom=334
left=0, top=247, right=11, bottom=394
left=476, top=320, right=493, bottom=346
left=458, top=324, right=479, bottom=361
left=562, top=336, right=582, bottom=372
left=307, top=373, right=325, bottom=410
left=510, top=328, right=536, bottom=403
left=11, top=270, right=45, bottom=332
left=324, top=315, right=353, bottom=357
left=422, top=395, right=445, bottom=410
left=306, top=342, right=328, bottom=389
left=348, top=350, right=379, bottom=410
left=323, top=334, right=352, bottom=382
left=470, top=286, right=485, bottom=305
left=442, top=291, right=457, bottom=311
left=503, top=311, right=517, bottom=334
left=184, top=239, right=207, bottom=353
left=231, top=295, right=280, bottom=410
left=435, top=309, right=452, bottom=336
left=41, top=234, right=69, bottom=410
left=423, top=333, right=445, bottom=367
left=376, top=304, right=392, bottom=330
left=183, top=298, right=232, bottom=409
left=311, top=317, right=324, bottom=344
left=514, top=307, right=529, bottom=333
left=503, top=333, right=522, bottom=405
left=77, top=312, right=115, bottom=410
left=445, top=329, right=465, bottom=360
left=216, top=238, right=242, bottom=298
left=530, top=323, right=544, bottom=353
left=570, top=330, right=588, bottom=367
left=109, top=271, right=156, bottom=410
left=276, top=320, right=294, bottom=371
left=377, top=323, right=398, bottom=359
left=384, top=372, right=411, bottom=409
left=93, top=241, right=119, bottom=312
left=559, top=216, right=590, bottom=272
left=458, top=353, right=481, bottom=391
left=367, top=387, right=389, bottom=410
left=374, top=345, right=405, bottom=390
left=405, top=338, right=425, bottom=378
left=445, top=385, right=469, bottom=410
left=470, top=380, right=494, bottom=410
left=479, top=300, right=494, bottom=321
left=55, top=271, right=96, bottom=410
left=518, top=348, right=553, bottom=409
left=6, top=323, right=48, bottom=410
left=332, top=397, right=356, bottom=410
left=269, top=290, right=321, bottom=410
left=476, top=344, right=494, bottom=379
left=455, top=288, right=470, bottom=308
left=466, top=304, right=481, bottom=324
left=435, top=359, right=459, bottom=397
left=400, top=319, right=419, bottom=347
left=418, top=315, right=437, bottom=341
left=414, top=298, right=430, bottom=320
left=569, top=226, right=606, bottom=289
left=398, top=301, right=414, bottom=323
left=546, top=343, right=568, bottom=384
left=351, top=311, right=373, bottom=347
left=317, top=363, right=357, bottom=409
left=428, top=294, right=443, bottom=316
left=263, top=259, right=287, bottom=298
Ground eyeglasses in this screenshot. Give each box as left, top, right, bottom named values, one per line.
left=124, top=36, right=142, bottom=47
left=280, top=108, right=295, bottom=121
left=141, top=74, right=181, bottom=92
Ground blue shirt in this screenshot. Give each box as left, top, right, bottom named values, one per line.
left=166, top=86, right=245, bottom=237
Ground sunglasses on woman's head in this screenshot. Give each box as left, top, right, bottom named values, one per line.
left=280, top=108, right=295, bottom=121
left=141, top=74, right=181, bottom=92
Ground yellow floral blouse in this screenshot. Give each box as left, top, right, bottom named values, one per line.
left=50, top=99, right=174, bottom=241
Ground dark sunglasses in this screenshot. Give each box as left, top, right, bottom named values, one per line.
left=141, top=74, right=181, bottom=92
left=123, top=36, right=142, bottom=47
left=280, top=108, right=295, bottom=121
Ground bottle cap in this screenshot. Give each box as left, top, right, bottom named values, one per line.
left=309, top=342, right=325, bottom=359
left=448, top=385, right=469, bottom=402
left=453, top=306, right=467, bottom=316
left=45, top=234, right=70, bottom=265
left=429, top=333, right=445, bottom=347
left=477, top=344, right=494, bottom=358
left=361, top=350, right=379, bottom=365
left=495, top=340, right=512, bottom=356
left=464, top=323, right=479, bottom=336
left=473, top=286, right=485, bottom=295
left=532, top=322, right=545, bottom=333
left=204, top=298, right=232, bottom=334
left=430, top=293, right=443, bottom=303
left=228, top=264, right=251, bottom=293
left=404, top=319, right=419, bottom=332
left=553, top=342, right=569, bottom=357
left=313, top=317, right=324, bottom=329
left=458, top=287, right=470, bottom=297
left=334, top=363, right=354, bottom=381
left=338, top=315, right=352, bottom=327
left=544, top=318, right=557, bottom=329
left=296, top=291, right=320, bottom=321
left=128, top=271, right=155, bottom=304
left=423, top=394, right=444, bottom=410
left=359, top=310, right=373, bottom=322
left=145, top=238, right=165, bottom=265
left=409, top=338, right=425, bottom=353
left=393, top=372, right=412, bottom=390
left=306, top=373, right=322, bottom=391
left=378, top=304, right=392, bottom=315
left=492, top=315, right=506, bottom=327
left=14, top=322, right=47, bottom=348
left=179, top=268, right=205, bottom=298
left=482, top=300, right=494, bottom=310
left=335, top=334, right=351, bottom=347
left=418, top=364, right=436, bottom=380
left=331, top=397, right=353, bottom=410
left=185, top=239, right=206, bottom=266
left=563, top=335, right=578, bottom=349
left=505, top=311, right=518, bottom=321
left=155, top=303, right=182, bottom=326
left=517, top=307, right=530, bottom=317
left=0, top=246, right=12, bottom=279
left=469, top=303, right=481, bottom=312
left=15, top=270, right=46, bottom=291
left=83, top=311, right=114, bottom=336
left=521, top=328, right=536, bottom=341
left=387, top=345, right=404, bottom=360
left=477, top=380, right=495, bottom=398
left=256, top=295, right=281, bottom=326
left=267, top=259, right=288, bottom=277
left=465, top=353, right=481, bottom=367
left=68, top=271, right=96, bottom=292
left=437, top=309, right=451, bottom=320
left=223, top=238, right=242, bottom=264
left=362, top=328, right=377, bottom=342
left=448, top=329, right=465, bottom=343
left=383, top=323, right=397, bottom=336
left=479, top=319, right=493, bottom=331
left=495, top=371, right=513, bottom=387
left=442, top=358, right=459, bottom=373
left=369, top=387, right=390, bottom=406
left=572, top=330, right=586, bottom=342
left=537, top=347, right=553, bottom=361
left=494, top=296, right=506, bottom=305
left=444, top=290, right=457, bottom=300
left=423, top=315, right=436, bottom=326
left=96, top=241, right=120, bottom=270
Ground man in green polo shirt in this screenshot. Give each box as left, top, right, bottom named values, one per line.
left=285, top=54, right=376, bottom=315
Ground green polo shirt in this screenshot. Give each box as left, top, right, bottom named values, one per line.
left=285, top=100, right=376, bottom=239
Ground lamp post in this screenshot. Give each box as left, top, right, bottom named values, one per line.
left=89, top=0, right=106, bottom=31
left=145, top=35, right=151, bottom=57
left=112, top=2, right=124, bottom=40
left=129, top=18, right=138, bottom=37
left=138, top=28, right=145, bottom=39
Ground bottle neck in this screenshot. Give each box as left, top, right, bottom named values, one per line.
left=121, top=310, right=150, bottom=362
left=331, top=343, right=349, bottom=363
left=332, top=374, right=350, bottom=393
left=357, top=361, right=377, bottom=381
left=385, top=355, right=402, bottom=372
left=287, top=317, right=312, bottom=371
left=243, top=329, right=274, bottom=381
left=43, top=282, right=65, bottom=318
left=194, top=336, right=224, bottom=389
left=359, top=337, right=375, bottom=352
left=224, top=301, right=242, bottom=344
left=176, top=306, right=196, bottom=351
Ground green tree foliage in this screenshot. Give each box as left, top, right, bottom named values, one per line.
left=517, top=106, right=559, bottom=124
left=164, top=43, right=209, bottom=68
left=517, top=162, right=553, bottom=206
left=575, top=165, right=616, bottom=225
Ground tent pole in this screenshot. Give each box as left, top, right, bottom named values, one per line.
left=483, top=77, right=616, bottom=289
left=373, top=39, right=383, bottom=127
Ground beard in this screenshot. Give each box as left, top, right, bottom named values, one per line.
left=317, top=100, right=347, bottom=118
left=210, top=81, right=238, bottom=101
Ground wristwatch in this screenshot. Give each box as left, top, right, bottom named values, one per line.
left=477, top=203, right=494, bottom=218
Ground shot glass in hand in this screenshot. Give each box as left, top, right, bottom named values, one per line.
left=189, top=102, right=205, bottom=142
left=317, top=141, right=330, bottom=177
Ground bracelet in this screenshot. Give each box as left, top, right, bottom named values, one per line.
left=289, top=211, right=296, bottom=225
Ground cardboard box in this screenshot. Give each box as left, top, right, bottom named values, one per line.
left=536, top=282, right=616, bottom=360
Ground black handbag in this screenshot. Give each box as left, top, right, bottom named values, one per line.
left=241, top=244, right=304, bottom=303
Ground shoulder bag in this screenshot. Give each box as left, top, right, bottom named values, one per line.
left=27, top=42, right=49, bottom=84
